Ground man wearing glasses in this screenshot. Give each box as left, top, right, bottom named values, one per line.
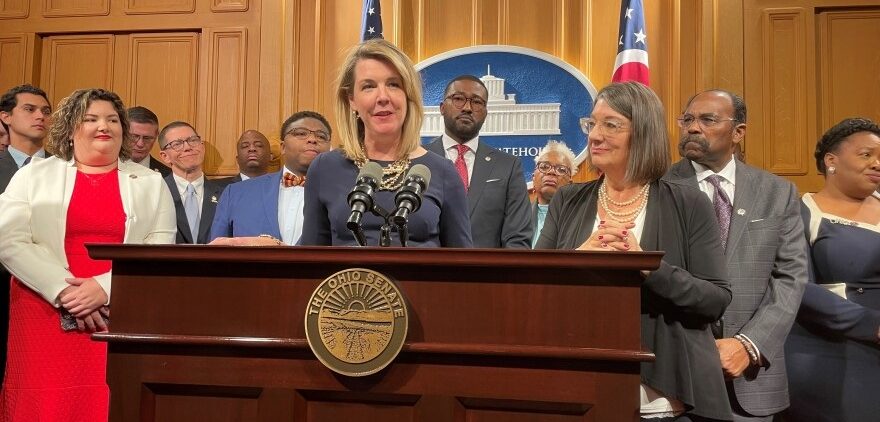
left=665, top=89, right=807, bottom=421
left=425, top=75, right=532, bottom=248
left=210, top=111, right=332, bottom=245
left=159, top=121, right=227, bottom=244
left=127, top=106, right=171, bottom=177
left=530, top=140, right=576, bottom=248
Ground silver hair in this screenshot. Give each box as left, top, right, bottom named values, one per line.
left=535, top=140, right=577, bottom=176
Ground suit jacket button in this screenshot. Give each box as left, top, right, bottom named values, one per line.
left=857, top=287, right=864, bottom=294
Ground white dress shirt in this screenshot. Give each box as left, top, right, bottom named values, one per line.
left=278, top=166, right=305, bottom=245
left=441, top=133, right=479, bottom=182
left=172, top=173, right=205, bottom=209
left=7, top=145, right=46, bottom=168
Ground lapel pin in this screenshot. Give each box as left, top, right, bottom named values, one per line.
left=485, top=156, right=491, bottom=161
left=737, top=209, right=745, bottom=216
left=211, top=195, right=218, bottom=204
left=129, top=174, right=137, bottom=179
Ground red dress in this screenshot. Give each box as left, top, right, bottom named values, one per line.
left=2, top=169, right=124, bottom=421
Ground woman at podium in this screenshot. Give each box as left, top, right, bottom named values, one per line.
left=0, top=88, right=176, bottom=420
left=300, top=39, right=472, bottom=247
left=535, top=81, right=733, bottom=420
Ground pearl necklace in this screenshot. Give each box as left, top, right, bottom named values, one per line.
left=598, top=180, right=650, bottom=222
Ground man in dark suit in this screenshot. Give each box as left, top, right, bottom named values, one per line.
left=0, top=84, right=52, bottom=383
left=215, top=129, right=272, bottom=186
left=127, top=106, right=171, bottom=177
left=665, top=89, right=808, bottom=421
left=211, top=111, right=331, bottom=245
left=425, top=75, right=532, bottom=248
left=158, top=121, right=225, bottom=244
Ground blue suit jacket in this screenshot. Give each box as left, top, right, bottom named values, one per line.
left=210, top=171, right=283, bottom=241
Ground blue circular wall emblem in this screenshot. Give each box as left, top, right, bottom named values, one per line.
left=417, top=45, right=598, bottom=188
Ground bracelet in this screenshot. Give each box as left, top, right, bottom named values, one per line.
left=733, top=334, right=759, bottom=366
left=258, top=234, right=283, bottom=245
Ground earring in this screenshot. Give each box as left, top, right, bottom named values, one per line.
left=68, top=139, right=73, bottom=147
left=828, top=166, right=836, bottom=174
left=352, top=110, right=359, bottom=119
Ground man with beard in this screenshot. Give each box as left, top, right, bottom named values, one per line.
left=128, top=106, right=171, bottom=176
left=664, top=89, right=807, bottom=421
left=216, top=129, right=273, bottom=185
left=425, top=75, right=532, bottom=248
left=530, top=140, right=576, bottom=247
left=210, top=111, right=331, bottom=245
left=159, top=121, right=227, bottom=244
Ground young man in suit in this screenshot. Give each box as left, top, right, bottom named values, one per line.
left=127, top=106, right=171, bottom=177
left=158, top=121, right=226, bottom=244
left=0, top=84, right=52, bottom=383
left=215, top=129, right=272, bottom=186
left=665, top=89, right=808, bottom=421
left=425, top=75, right=532, bottom=248
left=210, top=111, right=331, bottom=245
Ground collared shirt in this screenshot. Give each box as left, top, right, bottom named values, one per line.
left=441, top=133, right=479, bottom=182
left=691, top=155, right=764, bottom=364
left=172, top=172, right=205, bottom=209
left=691, top=155, right=736, bottom=205
left=531, top=203, right=549, bottom=248
left=7, top=146, right=46, bottom=168
left=278, top=166, right=305, bottom=245
left=239, top=173, right=250, bottom=181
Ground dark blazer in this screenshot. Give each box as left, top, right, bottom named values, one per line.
left=210, top=171, right=283, bottom=241
left=164, top=174, right=226, bottom=244
left=665, top=159, right=808, bottom=416
left=214, top=174, right=243, bottom=189
left=426, top=137, right=532, bottom=248
left=536, top=178, right=733, bottom=420
left=0, top=149, right=19, bottom=193
left=147, top=156, right=172, bottom=177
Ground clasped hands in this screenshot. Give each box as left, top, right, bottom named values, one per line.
left=58, top=277, right=109, bottom=333
left=577, top=220, right=641, bottom=252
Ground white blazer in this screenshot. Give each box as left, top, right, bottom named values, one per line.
left=0, top=156, right=176, bottom=305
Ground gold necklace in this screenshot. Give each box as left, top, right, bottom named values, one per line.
left=354, top=148, right=410, bottom=191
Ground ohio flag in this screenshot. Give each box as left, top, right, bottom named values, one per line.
left=611, top=0, right=650, bottom=85
left=361, top=0, right=384, bottom=41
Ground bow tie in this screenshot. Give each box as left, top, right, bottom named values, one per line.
left=282, top=171, right=306, bottom=188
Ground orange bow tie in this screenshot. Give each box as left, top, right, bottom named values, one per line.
left=282, top=172, right=306, bottom=188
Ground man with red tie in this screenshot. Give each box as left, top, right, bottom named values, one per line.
left=425, top=75, right=532, bottom=248
left=210, top=111, right=332, bottom=245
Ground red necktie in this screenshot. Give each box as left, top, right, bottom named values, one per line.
left=282, top=172, right=306, bottom=187
left=454, top=144, right=469, bottom=191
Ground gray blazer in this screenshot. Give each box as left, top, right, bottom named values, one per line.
left=426, top=137, right=532, bottom=248
left=665, top=159, right=808, bottom=416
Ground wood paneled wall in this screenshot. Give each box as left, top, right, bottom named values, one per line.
left=1, top=0, right=878, bottom=193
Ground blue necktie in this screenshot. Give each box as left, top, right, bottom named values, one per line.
left=184, top=183, right=200, bottom=242
left=22, top=156, right=32, bottom=167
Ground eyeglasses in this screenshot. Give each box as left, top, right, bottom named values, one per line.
left=285, top=127, right=331, bottom=144
left=162, top=136, right=203, bottom=151
left=536, top=161, right=572, bottom=177
left=580, top=117, right=629, bottom=136
left=131, top=134, right=156, bottom=144
left=445, top=94, right=487, bottom=111
left=676, top=114, right=737, bottom=129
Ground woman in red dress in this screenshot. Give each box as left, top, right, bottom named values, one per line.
left=0, top=89, right=176, bottom=421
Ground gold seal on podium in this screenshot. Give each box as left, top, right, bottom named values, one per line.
left=305, top=268, right=408, bottom=376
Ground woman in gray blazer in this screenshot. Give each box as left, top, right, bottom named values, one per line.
left=536, top=82, right=732, bottom=421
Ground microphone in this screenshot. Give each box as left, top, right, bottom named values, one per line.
left=391, top=164, right=431, bottom=226
left=347, top=162, right=384, bottom=244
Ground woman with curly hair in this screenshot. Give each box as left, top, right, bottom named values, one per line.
left=0, top=88, right=176, bottom=420
left=784, top=117, right=880, bottom=422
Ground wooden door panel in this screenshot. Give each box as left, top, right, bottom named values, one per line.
left=127, top=32, right=200, bottom=127
left=40, top=34, right=115, bottom=104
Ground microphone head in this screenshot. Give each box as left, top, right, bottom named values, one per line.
left=359, top=161, right=384, bottom=185
left=406, top=164, right=431, bottom=190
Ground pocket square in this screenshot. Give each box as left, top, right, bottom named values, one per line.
left=749, top=218, right=764, bottom=223
left=486, top=178, right=501, bottom=183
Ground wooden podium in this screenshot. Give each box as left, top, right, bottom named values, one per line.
left=89, top=245, right=658, bottom=422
